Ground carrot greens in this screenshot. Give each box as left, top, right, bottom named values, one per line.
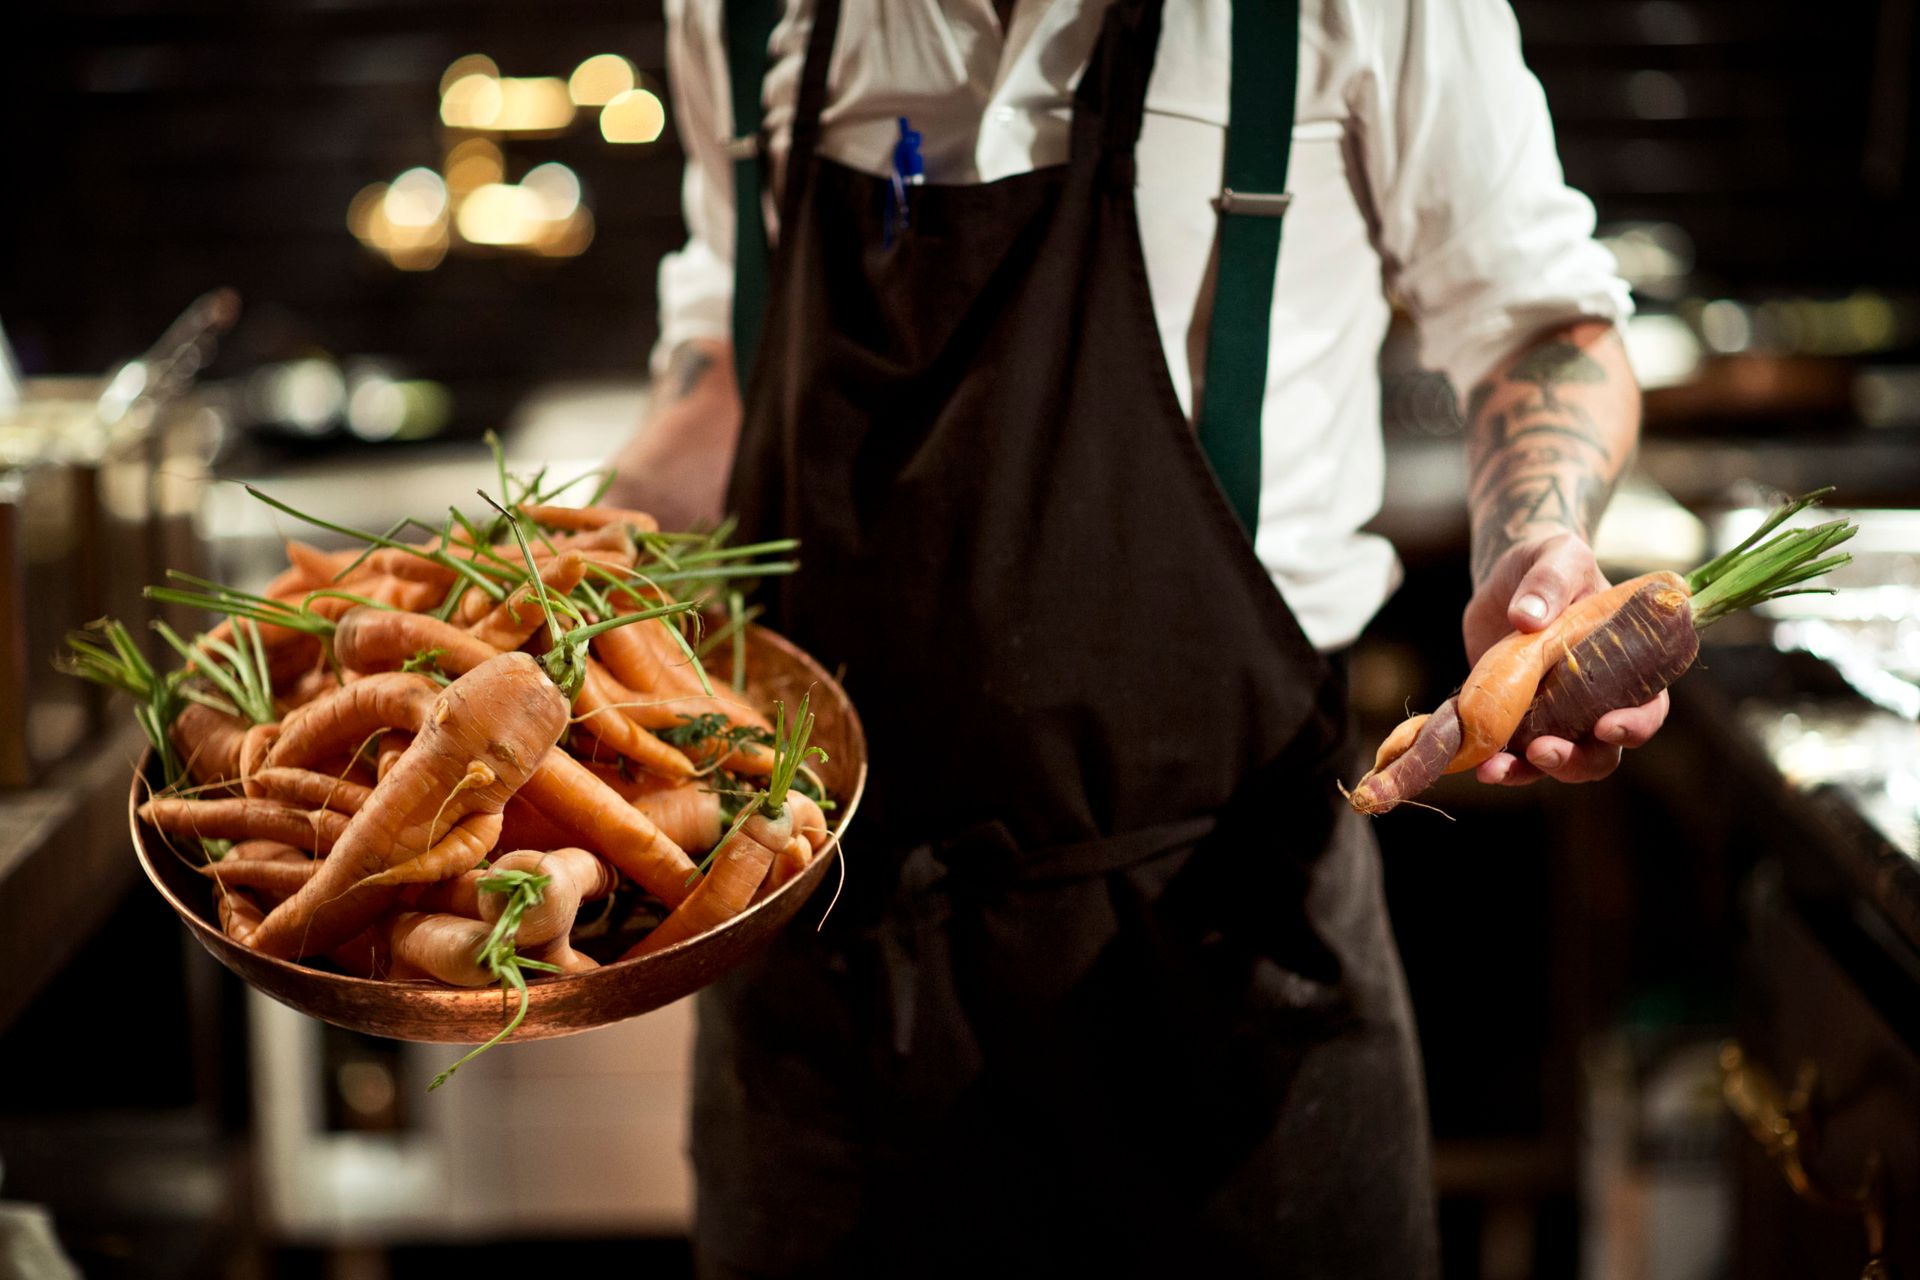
left=428, top=867, right=560, bottom=1091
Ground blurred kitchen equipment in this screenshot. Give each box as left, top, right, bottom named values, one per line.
left=1710, top=505, right=1920, bottom=723
left=0, top=291, right=238, bottom=787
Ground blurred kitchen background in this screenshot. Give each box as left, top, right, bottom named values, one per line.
left=4, top=0, right=1920, bottom=1277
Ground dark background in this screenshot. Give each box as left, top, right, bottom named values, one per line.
left=3, top=0, right=1917, bottom=408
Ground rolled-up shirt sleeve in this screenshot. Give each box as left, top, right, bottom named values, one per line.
left=652, top=0, right=738, bottom=378
left=1350, top=0, right=1633, bottom=396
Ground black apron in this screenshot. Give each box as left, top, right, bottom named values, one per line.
left=699, top=1, right=1437, bottom=1274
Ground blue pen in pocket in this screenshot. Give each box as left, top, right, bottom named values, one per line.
left=885, top=116, right=924, bottom=247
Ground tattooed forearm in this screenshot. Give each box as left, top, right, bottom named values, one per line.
left=659, top=341, right=718, bottom=404
left=1464, top=325, right=1640, bottom=584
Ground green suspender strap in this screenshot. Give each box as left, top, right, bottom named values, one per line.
left=725, top=0, right=781, bottom=396
left=1194, top=0, right=1301, bottom=537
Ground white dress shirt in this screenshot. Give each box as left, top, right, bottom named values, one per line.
left=654, top=0, right=1632, bottom=649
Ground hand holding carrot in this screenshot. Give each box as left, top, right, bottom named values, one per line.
left=1461, top=531, right=1671, bottom=787
left=1353, top=491, right=1856, bottom=815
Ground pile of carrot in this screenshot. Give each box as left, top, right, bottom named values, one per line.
left=1350, top=489, right=1857, bottom=815
left=66, top=452, right=835, bottom=1085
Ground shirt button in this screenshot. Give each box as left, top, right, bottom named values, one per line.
left=991, top=105, right=1016, bottom=125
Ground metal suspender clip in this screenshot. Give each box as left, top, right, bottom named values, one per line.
left=725, top=132, right=763, bottom=161
left=1213, top=188, right=1292, bottom=217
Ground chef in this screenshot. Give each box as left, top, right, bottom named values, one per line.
left=606, top=0, right=1662, bottom=1274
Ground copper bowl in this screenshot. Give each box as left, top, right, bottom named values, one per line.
left=130, top=624, right=866, bottom=1044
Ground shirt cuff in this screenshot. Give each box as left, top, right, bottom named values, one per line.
left=651, top=239, right=735, bottom=378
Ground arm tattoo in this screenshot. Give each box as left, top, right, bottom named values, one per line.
left=1465, top=336, right=1632, bottom=584
left=659, top=342, right=717, bottom=404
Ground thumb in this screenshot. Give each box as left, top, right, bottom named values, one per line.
left=1506, top=538, right=1588, bottom=633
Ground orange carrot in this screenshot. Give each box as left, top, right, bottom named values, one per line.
left=753, top=836, right=814, bottom=904
left=238, top=722, right=280, bottom=797
left=200, top=856, right=318, bottom=897
left=216, top=885, right=267, bottom=943
left=230, top=839, right=308, bottom=863
left=1447, top=571, right=1686, bottom=772
left=592, top=611, right=774, bottom=775
left=750, top=792, right=829, bottom=902
left=528, top=935, right=599, bottom=974
left=334, top=607, right=498, bottom=677
left=574, top=662, right=698, bottom=779
left=414, top=868, right=489, bottom=918
left=498, top=794, right=575, bottom=851
left=139, top=796, right=349, bottom=854
left=274, top=664, right=341, bottom=713
left=267, top=672, right=439, bottom=770
left=247, top=652, right=567, bottom=959
left=377, top=733, right=413, bottom=781
left=631, top=782, right=724, bottom=852
left=517, top=750, right=697, bottom=907
left=466, top=552, right=587, bottom=650
left=476, top=847, right=617, bottom=946
left=520, top=501, right=658, bottom=534
left=389, top=912, right=495, bottom=986
left=246, top=767, right=373, bottom=814
left=169, top=702, right=249, bottom=785
left=622, top=807, right=797, bottom=958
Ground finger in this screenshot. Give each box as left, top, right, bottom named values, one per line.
left=1476, top=752, right=1545, bottom=787
left=1524, top=735, right=1623, bottom=783
left=1589, top=689, right=1670, bottom=749
left=1507, top=536, right=1593, bottom=633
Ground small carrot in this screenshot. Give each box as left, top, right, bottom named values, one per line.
left=200, top=856, right=319, bottom=897
left=631, top=781, right=725, bottom=852
left=139, top=796, right=349, bottom=854
left=520, top=501, right=659, bottom=534
left=413, top=868, right=489, bottom=918
left=334, top=607, right=498, bottom=677
left=622, top=811, right=784, bottom=958
left=573, top=662, right=699, bottom=779
left=267, top=672, right=440, bottom=770
left=237, top=722, right=280, bottom=797
left=427, top=864, right=564, bottom=1089
left=229, top=839, right=308, bottom=863
left=518, top=751, right=697, bottom=907
left=467, top=552, right=588, bottom=651
left=528, top=935, right=600, bottom=974
left=624, top=693, right=827, bottom=957
left=390, top=912, right=496, bottom=987
left=246, top=767, right=373, bottom=815
left=169, top=702, right=250, bottom=785
left=477, top=847, right=617, bottom=946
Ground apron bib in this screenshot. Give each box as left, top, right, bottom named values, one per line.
left=697, top=2, right=1437, bottom=1273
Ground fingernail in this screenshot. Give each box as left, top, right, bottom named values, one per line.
left=1516, top=594, right=1548, bottom=621
left=1602, top=724, right=1627, bottom=744
left=1537, top=746, right=1567, bottom=769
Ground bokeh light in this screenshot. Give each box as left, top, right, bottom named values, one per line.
left=569, top=54, right=635, bottom=107
left=600, top=88, right=665, bottom=144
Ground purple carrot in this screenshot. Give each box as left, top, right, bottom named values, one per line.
left=1508, top=580, right=1698, bottom=752
left=1347, top=697, right=1464, bottom=815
